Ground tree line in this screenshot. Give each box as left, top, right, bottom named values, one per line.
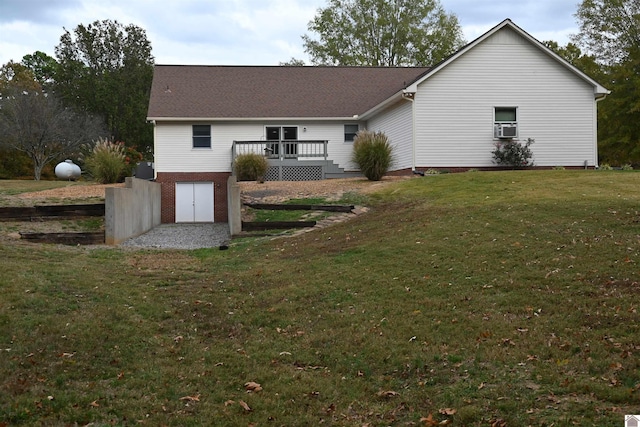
left=0, top=20, right=154, bottom=180
left=1, top=0, right=638, bottom=180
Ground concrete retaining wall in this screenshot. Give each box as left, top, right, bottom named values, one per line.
left=227, top=176, right=241, bottom=236
left=105, top=177, right=161, bottom=245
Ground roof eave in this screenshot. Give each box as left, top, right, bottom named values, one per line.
left=358, top=90, right=408, bottom=120
left=146, top=116, right=364, bottom=122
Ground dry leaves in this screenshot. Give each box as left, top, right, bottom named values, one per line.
left=179, top=394, right=200, bottom=402
left=420, top=413, right=438, bottom=426
left=376, top=390, right=399, bottom=398
left=490, top=418, right=507, bottom=427
left=244, top=381, right=263, bottom=393
left=224, top=400, right=252, bottom=412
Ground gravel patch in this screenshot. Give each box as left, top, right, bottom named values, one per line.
left=121, top=223, right=230, bottom=250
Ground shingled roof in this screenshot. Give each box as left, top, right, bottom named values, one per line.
left=147, top=65, right=430, bottom=119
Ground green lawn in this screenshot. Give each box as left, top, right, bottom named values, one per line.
left=1, top=170, right=639, bottom=426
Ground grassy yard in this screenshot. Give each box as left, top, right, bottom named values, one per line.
left=1, top=170, right=639, bottom=426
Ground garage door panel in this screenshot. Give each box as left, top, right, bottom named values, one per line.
left=193, top=182, right=214, bottom=222
left=175, top=182, right=214, bottom=223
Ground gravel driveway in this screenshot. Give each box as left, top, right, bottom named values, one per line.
left=120, top=223, right=230, bottom=250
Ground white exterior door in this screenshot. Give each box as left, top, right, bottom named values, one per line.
left=175, top=182, right=214, bottom=223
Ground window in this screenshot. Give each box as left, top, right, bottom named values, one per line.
left=192, top=125, right=211, bottom=148
left=344, top=124, right=359, bottom=142
left=495, top=107, right=517, bottom=123
left=266, top=126, right=298, bottom=156
left=494, top=107, right=518, bottom=138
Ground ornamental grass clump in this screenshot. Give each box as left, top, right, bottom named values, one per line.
left=492, top=137, right=534, bottom=169
left=234, top=153, right=269, bottom=181
left=352, top=130, right=393, bottom=181
left=84, top=138, right=128, bottom=184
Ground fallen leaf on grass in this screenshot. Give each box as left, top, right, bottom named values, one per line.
left=490, top=418, right=507, bottom=427
left=244, top=381, right=263, bottom=392
left=224, top=400, right=235, bottom=406
left=238, top=400, right=251, bottom=412
left=179, top=394, right=200, bottom=402
left=439, top=408, right=456, bottom=415
left=377, top=390, right=399, bottom=398
left=89, top=400, right=100, bottom=407
left=420, top=413, right=438, bottom=426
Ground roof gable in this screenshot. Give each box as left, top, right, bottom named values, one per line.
left=147, top=66, right=429, bottom=120
left=406, top=19, right=609, bottom=97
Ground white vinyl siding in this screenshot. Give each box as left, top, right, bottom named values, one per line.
left=155, top=121, right=363, bottom=173
left=413, top=26, right=597, bottom=168
left=367, top=100, right=414, bottom=171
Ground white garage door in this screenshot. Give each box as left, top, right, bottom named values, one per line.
left=175, top=182, right=214, bottom=222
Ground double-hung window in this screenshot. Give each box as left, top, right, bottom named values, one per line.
left=344, top=124, right=359, bottom=142
left=192, top=125, right=211, bottom=148
left=494, top=107, right=518, bottom=139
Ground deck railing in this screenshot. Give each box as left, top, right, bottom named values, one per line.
left=232, top=140, right=328, bottom=162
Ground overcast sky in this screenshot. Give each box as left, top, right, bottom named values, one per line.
left=0, top=0, right=581, bottom=66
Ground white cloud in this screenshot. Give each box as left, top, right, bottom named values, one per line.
left=0, top=0, right=580, bottom=66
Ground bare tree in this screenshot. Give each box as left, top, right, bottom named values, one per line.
left=0, top=88, right=107, bottom=180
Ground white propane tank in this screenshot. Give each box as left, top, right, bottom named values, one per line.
left=55, top=159, right=82, bottom=180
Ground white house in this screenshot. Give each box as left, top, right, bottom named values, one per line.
left=147, top=19, right=608, bottom=223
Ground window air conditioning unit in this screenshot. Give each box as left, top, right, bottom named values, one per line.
left=495, top=124, right=517, bottom=139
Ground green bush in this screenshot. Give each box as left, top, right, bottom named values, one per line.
left=351, top=130, right=393, bottom=181
left=492, top=138, right=534, bottom=168
left=234, top=153, right=269, bottom=181
left=84, top=138, right=128, bottom=184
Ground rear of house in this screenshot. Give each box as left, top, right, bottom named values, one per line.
left=147, top=19, right=608, bottom=224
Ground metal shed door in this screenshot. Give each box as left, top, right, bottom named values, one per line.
left=175, top=182, right=214, bottom=222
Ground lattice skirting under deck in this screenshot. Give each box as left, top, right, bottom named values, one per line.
left=264, top=165, right=323, bottom=181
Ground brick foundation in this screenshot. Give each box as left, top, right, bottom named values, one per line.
left=155, top=172, right=231, bottom=223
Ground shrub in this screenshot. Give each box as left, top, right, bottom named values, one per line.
left=492, top=138, right=534, bottom=169
left=351, top=130, right=393, bottom=181
left=622, top=163, right=634, bottom=171
left=234, top=153, right=269, bottom=181
left=599, top=163, right=613, bottom=170
left=84, top=138, right=129, bottom=184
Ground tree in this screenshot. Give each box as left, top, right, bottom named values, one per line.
left=595, top=48, right=640, bottom=165
left=573, top=0, right=640, bottom=65
left=0, top=87, right=107, bottom=180
left=21, top=51, right=58, bottom=90
left=573, top=0, right=640, bottom=165
left=54, top=20, right=155, bottom=154
left=0, top=61, right=41, bottom=93
left=302, top=0, right=465, bottom=66
left=279, top=57, right=306, bottom=66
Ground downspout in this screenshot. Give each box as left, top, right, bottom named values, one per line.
left=402, top=91, right=422, bottom=175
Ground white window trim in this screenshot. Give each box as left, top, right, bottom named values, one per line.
left=493, top=107, right=518, bottom=139
left=192, top=124, right=212, bottom=149
left=344, top=124, right=359, bottom=142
